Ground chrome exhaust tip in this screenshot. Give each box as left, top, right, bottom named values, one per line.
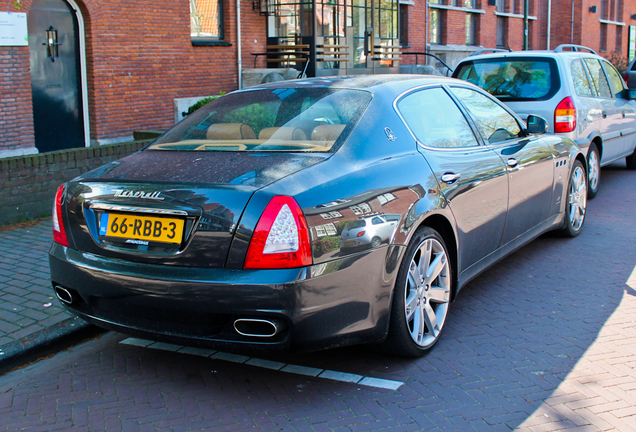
left=233, top=318, right=279, bottom=338
left=54, top=286, right=73, bottom=305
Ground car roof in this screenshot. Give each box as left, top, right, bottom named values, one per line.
left=238, top=74, right=464, bottom=94
left=458, top=49, right=599, bottom=63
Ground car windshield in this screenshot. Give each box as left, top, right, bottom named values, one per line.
left=149, top=88, right=372, bottom=152
left=454, top=58, right=559, bottom=101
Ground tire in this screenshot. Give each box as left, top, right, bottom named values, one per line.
left=587, top=143, right=600, bottom=199
left=382, top=227, right=452, bottom=357
left=370, top=236, right=381, bottom=248
left=559, top=160, right=587, bottom=238
left=626, top=150, right=636, bottom=170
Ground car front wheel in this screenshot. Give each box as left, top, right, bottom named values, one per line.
left=626, top=148, right=636, bottom=170
left=383, top=227, right=452, bottom=357
left=587, top=143, right=600, bottom=198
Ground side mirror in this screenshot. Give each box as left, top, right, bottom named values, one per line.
left=625, top=89, right=636, bottom=100
left=526, top=114, right=549, bottom=134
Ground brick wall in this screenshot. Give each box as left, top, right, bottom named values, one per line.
left=0, top=0, right=266, bottom=152
left=0, top=141, right=150, bottom=225
left=0, top=45, right=35, bottom=154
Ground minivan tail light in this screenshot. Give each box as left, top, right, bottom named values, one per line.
left=53, top=184, right=69, bottom=247
left=244, top=196, right=312, bottom=269
left=554, top=97, right=576, bottom=133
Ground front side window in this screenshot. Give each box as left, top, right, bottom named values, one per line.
left=397, top=87, right=479, bottom=148
left=450, top=87, right=522, bottom=144
left=602, top=60, right=626, bottom=97
left=190, top=0, right=223, bottom=40
left=151, top=88, right=372, bottom=152
left=584, top=58, right=612, bottom=97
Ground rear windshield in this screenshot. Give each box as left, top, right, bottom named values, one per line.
left=453, top=57, right=560, bottom=101
left=150, top=88, right=372, bottom=152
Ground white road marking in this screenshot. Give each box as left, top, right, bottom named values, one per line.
left=120, top=338, right=404, bottom=390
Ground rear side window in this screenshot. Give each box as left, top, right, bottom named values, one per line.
left=453, top=57, right=560, bottom=101
left=397, top=87, right=479, bottom=148
left=571, top=59, right=593, bottom=96
left=584, top=58, right=612, bottom=98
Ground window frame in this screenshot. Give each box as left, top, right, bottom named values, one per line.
left=191, top=0, right=230, bottom=46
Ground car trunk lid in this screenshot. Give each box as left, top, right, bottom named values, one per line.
left=63, top=150, right=327, bottom=267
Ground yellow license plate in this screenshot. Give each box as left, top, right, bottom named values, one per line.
left=99, top=212, right=184, bottom=244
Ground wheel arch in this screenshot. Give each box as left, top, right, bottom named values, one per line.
left=417, top=214, right=459, bottom=302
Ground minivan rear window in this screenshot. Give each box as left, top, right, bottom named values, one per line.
left=453, top=57, right=560, bottom=101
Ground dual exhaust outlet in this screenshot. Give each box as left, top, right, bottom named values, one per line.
left=55, top=285, right=280, bottom=338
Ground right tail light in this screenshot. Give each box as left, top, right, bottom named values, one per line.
left=554, top=97, right=576, bottom=133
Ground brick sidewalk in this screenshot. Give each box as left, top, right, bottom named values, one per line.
left=0, top=220, right=91, bottom=367
left=0, top=165, right=635, bottom=431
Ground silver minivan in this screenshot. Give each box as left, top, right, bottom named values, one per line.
left=453, top=45, right=636, bottom=198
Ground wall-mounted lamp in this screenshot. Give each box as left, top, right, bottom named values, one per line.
left=589, top=6, right=598, bottom=13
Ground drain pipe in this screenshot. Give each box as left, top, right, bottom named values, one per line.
left=547, top=0, right=552, bottom=49
left=237, top=0, right=242, bottom=89
left=570, top=0, right=574, bottom=44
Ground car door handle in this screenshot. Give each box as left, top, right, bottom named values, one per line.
left=441, top=173, right=461, bottom=184
left=507, top=158, right=519, bottom=168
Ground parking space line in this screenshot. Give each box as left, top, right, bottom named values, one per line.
left=120, top=338, right=404, bottom=390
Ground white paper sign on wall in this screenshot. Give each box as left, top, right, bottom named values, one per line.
left=0, top=12, right=28, bottom=47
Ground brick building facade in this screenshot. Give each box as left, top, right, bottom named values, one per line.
left=2, top=0, right=636, bottom=159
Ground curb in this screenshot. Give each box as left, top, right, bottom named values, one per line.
left=0, top=317, right=105, bottom=376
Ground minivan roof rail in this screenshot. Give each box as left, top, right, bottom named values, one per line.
left=554, top=44, right=598, bottom=55
left=470, top=48, right=513, bottom=56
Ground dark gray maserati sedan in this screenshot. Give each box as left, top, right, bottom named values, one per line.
left=50, top=75, right=588, bottom=357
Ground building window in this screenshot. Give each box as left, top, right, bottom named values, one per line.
left=616, top=26, right=623, bottom=51
left=399, top=4, right=409, bottom=46
left=430, top=7, right=442, bottom=44
left=496, top=0, right=506, bottom=13
left=496, top=16, right=506, bottom=48
left=466, top=13, right=476, bottom=45
left=600, top=23, right=608, bottom=51
left=601, top=0, right=623, bottom=22
left=190, top=0, right=223, bottom=42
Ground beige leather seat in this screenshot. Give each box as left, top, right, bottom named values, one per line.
left=311, top=124, right=346, bottom=141
left=258, top=127, right=307, bottom=141
left=206, top=123, right=256, bottom=140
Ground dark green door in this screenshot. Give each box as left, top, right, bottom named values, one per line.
left=28, top=0, right=84, bottom=153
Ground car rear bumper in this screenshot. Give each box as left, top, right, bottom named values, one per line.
left=49, top=242, right=403, bottom=353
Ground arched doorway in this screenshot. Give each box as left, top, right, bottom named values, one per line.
left=28, top=0, right=87, bottom=153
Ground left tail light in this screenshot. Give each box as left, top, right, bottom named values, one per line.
left=244, top=196, right=312, bottom=269
left=53, top=184, right=69, bottom=247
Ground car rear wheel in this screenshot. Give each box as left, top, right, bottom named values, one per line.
left=383, top=227, right=452, bottom=357
left=626, top=148, right=636, bottom=170
left=370, top=236, right=381, bottom=248
left=587, top=143, right=600, bottom=198
left=559, top=160, right=587, bottom=237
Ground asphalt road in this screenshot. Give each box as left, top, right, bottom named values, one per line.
left=1, top=163, right=635, bottom=431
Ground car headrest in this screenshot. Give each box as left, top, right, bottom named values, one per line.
left=206, top=123, right=256, bottom=140
left=258, top=127, right=307, bottom=141
left=311, top=124, right=346, bottom=141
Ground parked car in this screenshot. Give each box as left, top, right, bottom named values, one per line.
left=50, top=75, right=587, bottom=358
left=339, top=214, right=398, bottom=252
left=452, top=44, right=636, bottom=198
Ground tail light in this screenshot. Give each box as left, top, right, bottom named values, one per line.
left=554, top=97, right=576, bottom=133
left=244, top=196, right=312, bottom=269
left=52, top=184, right=69, bottom=247
left=357, top=231, right=366, bottom=237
